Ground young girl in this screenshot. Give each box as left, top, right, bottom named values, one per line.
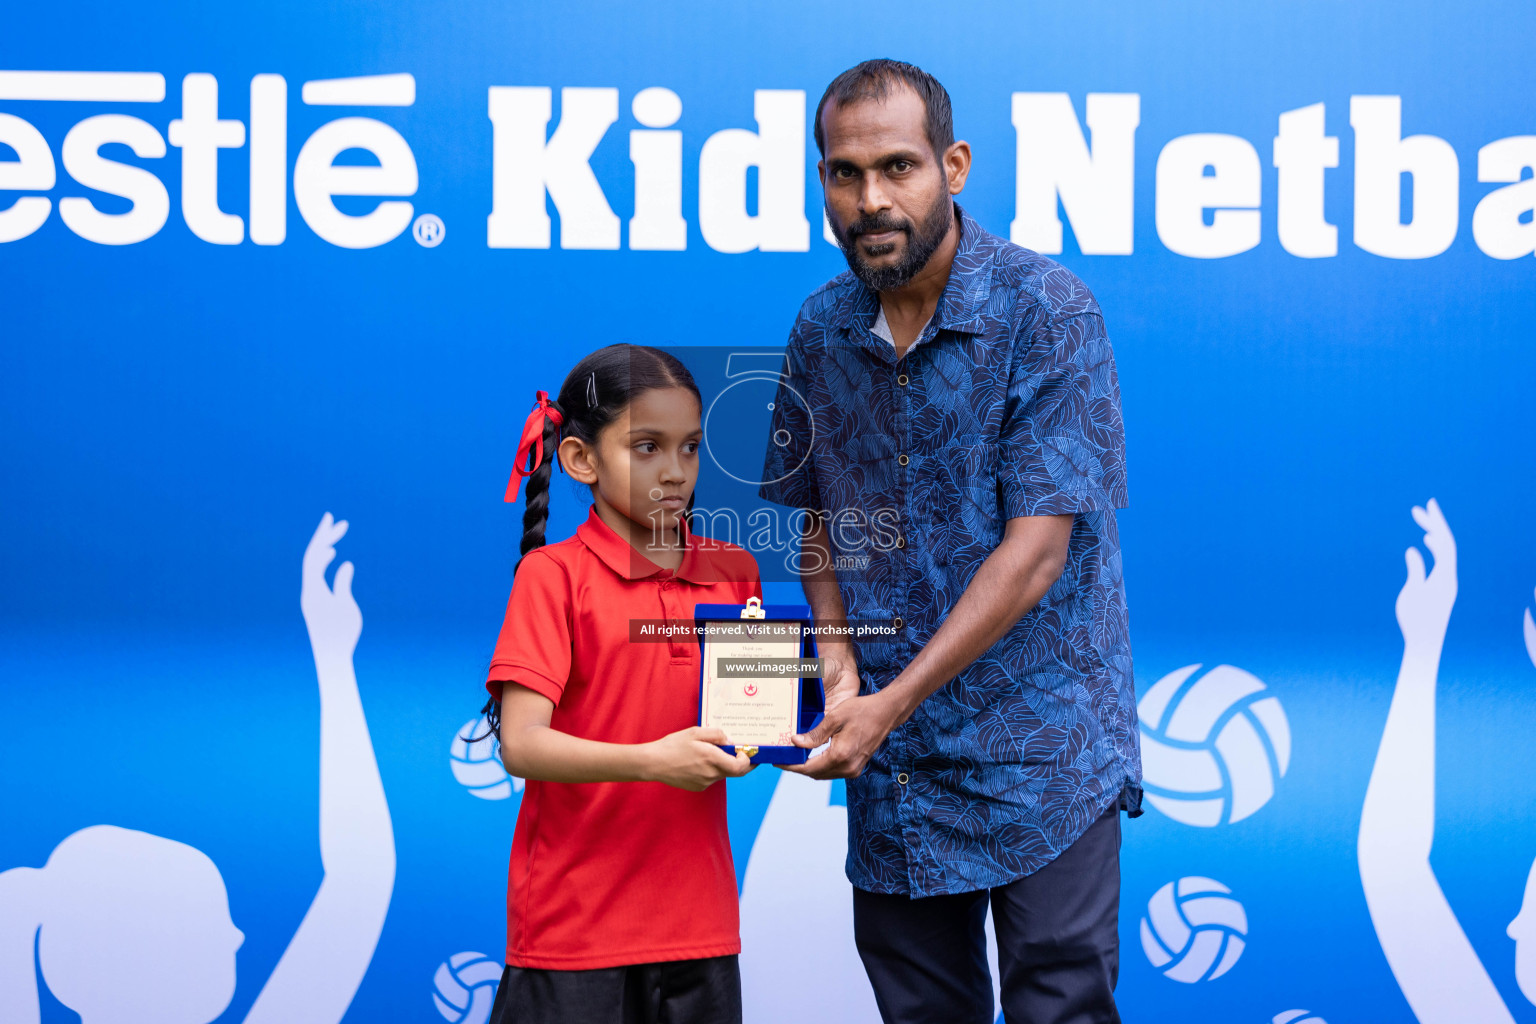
left=480, top=343, right=762, bottom=1024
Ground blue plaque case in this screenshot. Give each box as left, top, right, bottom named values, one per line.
left=694, top=599, right=825, bottom=765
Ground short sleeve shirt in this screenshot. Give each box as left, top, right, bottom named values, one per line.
left=758, top=203, right=1139, bottom=897
left=485, top=504, right=762, bottom=968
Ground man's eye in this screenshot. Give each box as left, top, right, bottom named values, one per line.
left=891, top=161, right=912, bottom=173
left=835, top=167, right=856, bottom=180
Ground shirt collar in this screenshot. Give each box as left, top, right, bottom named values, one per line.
left=830, top=201, right=993, bottom=336
left=575, top=504, right=722, bottom=584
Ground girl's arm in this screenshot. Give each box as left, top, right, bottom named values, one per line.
left=498, top=682, right=753, bottom=792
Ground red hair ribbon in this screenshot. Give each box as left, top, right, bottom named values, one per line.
left=505, top=390, right=566, bottom=503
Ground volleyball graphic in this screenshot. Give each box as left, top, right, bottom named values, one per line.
left=432, top=951, right=502, bottom=1024
left=1137, top=663, right=1291, bottom=826
left=1139, top=876, right=1248, bottom=983
left=1273, top=1011, right=1328, bottom=1024
left=450, top=716, right=523, bottom=801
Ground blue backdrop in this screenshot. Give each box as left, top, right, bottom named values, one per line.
left=3, top=3, right=1534, bottom=1023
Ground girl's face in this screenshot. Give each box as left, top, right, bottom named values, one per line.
left=562, top=385, right=703, bottom=544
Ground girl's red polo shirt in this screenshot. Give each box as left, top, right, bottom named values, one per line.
left=485, top=504, right=762, bottom=970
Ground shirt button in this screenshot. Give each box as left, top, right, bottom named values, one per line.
left=897, top=374, right=909, bottom=386
left=897, top=772, right=909, bottom=785
left=893, top=616, right=904, bottom=629
left=897, top=454, right=909, bottom=466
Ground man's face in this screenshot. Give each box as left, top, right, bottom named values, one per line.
left=820, top=84, right=954, bottom=292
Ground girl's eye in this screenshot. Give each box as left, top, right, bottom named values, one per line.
left=683, top=441, right=700, bottom=454
left=636, top=441, right=657, bottom=453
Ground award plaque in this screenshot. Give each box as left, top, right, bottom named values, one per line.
left=694, top=597, right=826, bottom=765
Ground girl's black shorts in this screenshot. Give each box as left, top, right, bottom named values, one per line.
left=487, top=953, right=741, bottom=1024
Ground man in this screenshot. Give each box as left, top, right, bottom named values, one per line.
left=757, top=60, right=1140, bottom=1024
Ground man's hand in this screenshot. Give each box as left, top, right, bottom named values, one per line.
left=783, top=688, right=902, bottom=780
left=818, top=650, right=861, bottom=713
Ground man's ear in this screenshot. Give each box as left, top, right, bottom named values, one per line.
left=559, top=436, right=598, bottom=485
left=817, top=158, right=826, bottom=188
left=944, top=140, right=973, bottom=195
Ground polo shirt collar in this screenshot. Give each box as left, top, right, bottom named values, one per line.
left=575, top=504, right=721, bottom=584
left=830, top=201, right=993, bottom=336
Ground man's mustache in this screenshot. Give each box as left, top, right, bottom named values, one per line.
left=846, top=214, right=912, bottom=239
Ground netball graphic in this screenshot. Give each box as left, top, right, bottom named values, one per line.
left=431, top=951, right=503, bottom=1024
left=450, top=715, right=522, bottom=801
left=1138, top=664, right=1291, bottom=827
left=1139, top=877, right=1249, bottom=983
left=0, top=514, right=395, bottom=1024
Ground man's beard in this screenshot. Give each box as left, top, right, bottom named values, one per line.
left=830, top=190, right=954, bottom=293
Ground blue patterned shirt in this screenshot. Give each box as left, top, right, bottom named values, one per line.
left=758, top=204, right=1140, bottom=897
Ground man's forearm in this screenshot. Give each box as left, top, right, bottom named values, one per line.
left=800, top=512, right=856, bottom=658
left=878, top=514, right=1073, bottom=726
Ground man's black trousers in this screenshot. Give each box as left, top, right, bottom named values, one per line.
left=852, top=801, right=1122, bottom=1024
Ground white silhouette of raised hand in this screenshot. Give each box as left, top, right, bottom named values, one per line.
left=301, top=512, right=362, bottom=667
left=244, top=513, right=396, bottom=1024
left=1394, top=499, right=1457, bottom=650
left=0, top=514, right=395, bottom=1024
left=1360, top=500, right=1517, bottom=1024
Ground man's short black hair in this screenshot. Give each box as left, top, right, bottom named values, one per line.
left=813, top=59, right=954, bottom=159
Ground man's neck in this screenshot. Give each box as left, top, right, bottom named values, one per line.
left=877, top=212, right=960, bottom=358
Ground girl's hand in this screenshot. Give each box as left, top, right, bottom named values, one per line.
left=643, top=727, right=754, bottom=791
